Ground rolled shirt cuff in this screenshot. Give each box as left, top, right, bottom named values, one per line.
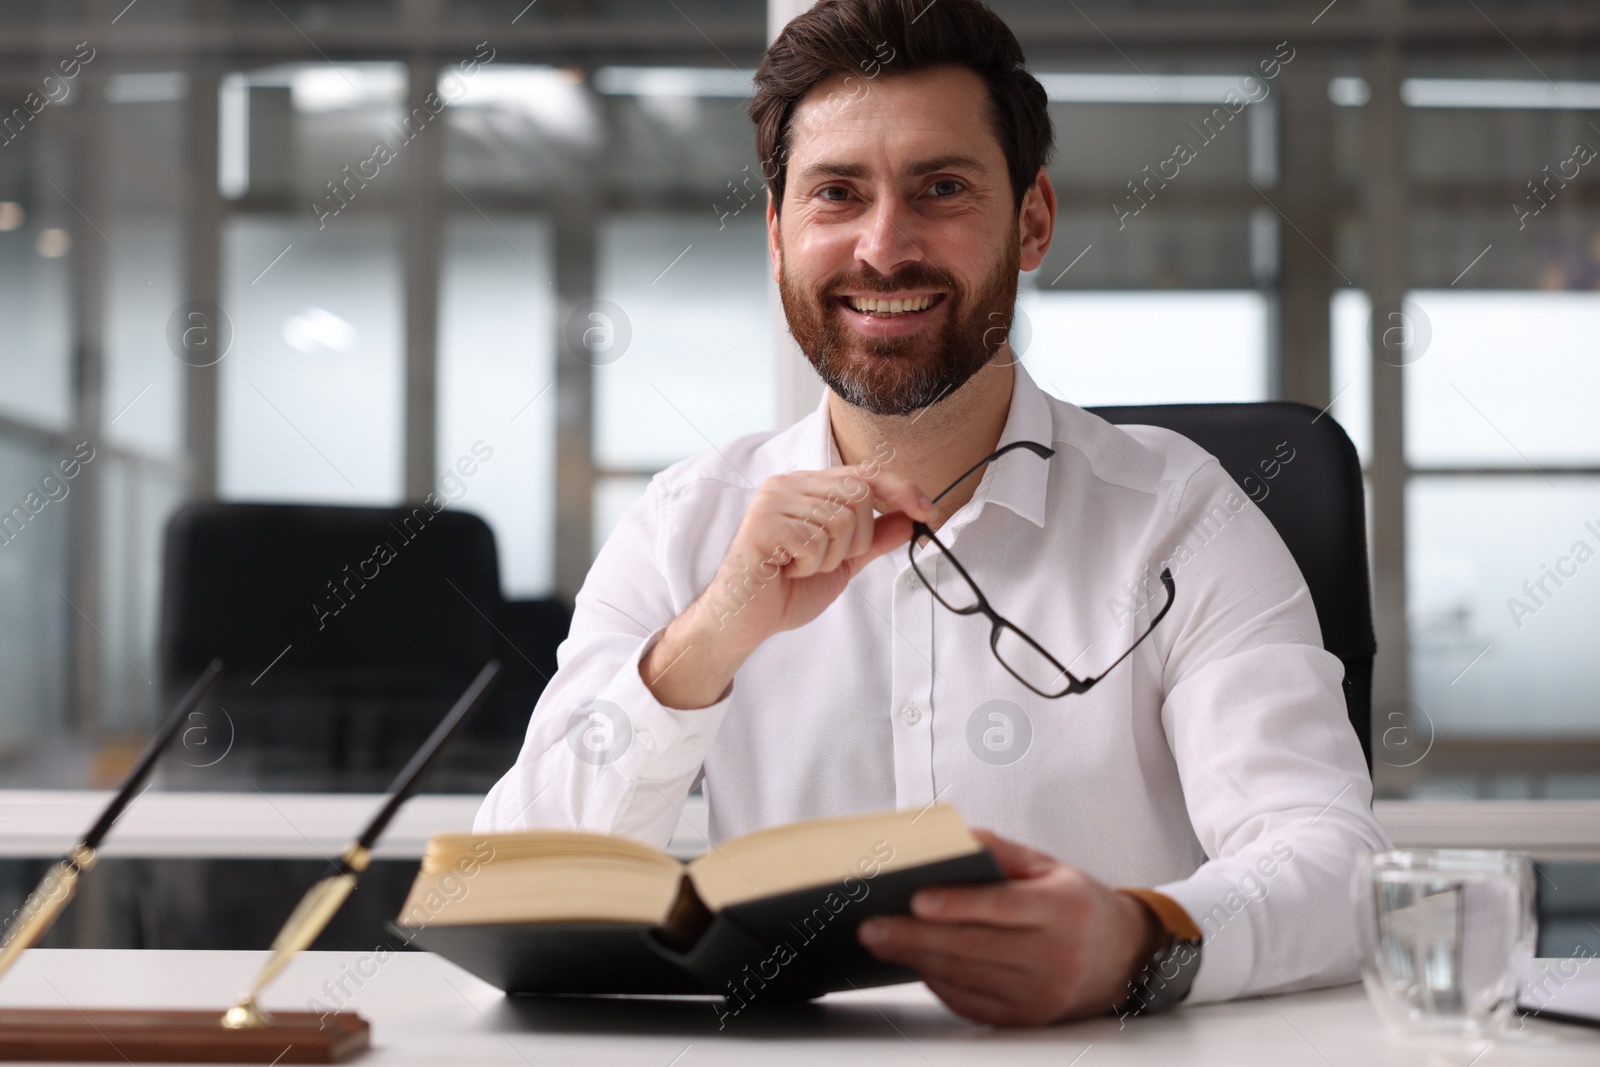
left=1151, top=874, right=1257, bottom=1005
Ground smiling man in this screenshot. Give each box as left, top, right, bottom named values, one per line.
left=478, top=0, right=1388, bottom=1026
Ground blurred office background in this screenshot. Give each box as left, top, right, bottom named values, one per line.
left=1, top=0, right=1598, bottom=951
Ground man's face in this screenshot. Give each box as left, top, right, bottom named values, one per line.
left=770, top=65, right=1053, bottom=417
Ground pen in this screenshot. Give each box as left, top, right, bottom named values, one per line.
left=222, top=660, right=502, bottom=1029
left=0, top=659, right=225, bottom=984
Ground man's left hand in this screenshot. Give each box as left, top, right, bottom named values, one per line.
left=857, top=828, right=1162, bottom=1027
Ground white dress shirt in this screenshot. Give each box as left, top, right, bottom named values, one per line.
left=477, top=364, right=1391, bottom=1005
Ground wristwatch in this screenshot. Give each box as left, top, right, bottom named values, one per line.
left=1115, top=888, right=1204, bottom=1016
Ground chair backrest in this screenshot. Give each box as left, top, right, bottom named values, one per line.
left=158, top=502, right=542, bottom=789
left=162, top=502, right=502, bottom=679
left=1088, top=402, right=1375, bottom=769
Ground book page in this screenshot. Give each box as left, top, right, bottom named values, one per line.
left=399, top=854, right=683, bottom=927
left=419, top=830, right=678, bottom=874
left=687, top=803, right=980, bottom=912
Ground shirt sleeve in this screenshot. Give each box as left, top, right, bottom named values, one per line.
left=473, top=476, right=730, bottom=848
left=1138, top=452, right=1392, bottom=1005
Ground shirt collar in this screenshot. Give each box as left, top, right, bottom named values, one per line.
left=812, top=362, right=1053, bottom=530
left=980, top=362, right=1052, bottom=529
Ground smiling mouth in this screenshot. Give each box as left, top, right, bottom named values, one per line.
left=838, top=294, right=945, bottom=318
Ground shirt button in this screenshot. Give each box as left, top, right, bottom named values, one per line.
left=636, top=730, right=655, bottom=751
left=904, top=570, right=921, bottom=588
left=901, top=704, right=922, bottom=725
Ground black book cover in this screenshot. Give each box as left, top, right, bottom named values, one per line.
left=394, top=850, right=1003, bottom=998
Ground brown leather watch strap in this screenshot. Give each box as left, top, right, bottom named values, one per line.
left=1114, top=888, right=1204, bottom=1016
left=1117, top=888, right=1203, bottom=943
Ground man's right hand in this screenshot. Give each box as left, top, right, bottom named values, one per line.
left=640, top=462, right=935, bottom=710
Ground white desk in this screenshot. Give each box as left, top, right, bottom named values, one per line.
left=0, top=951, right=1594, bottom=1065
left=0, top=792, right=709, bottom=860
left=6, top=791, right=1600, bottom=861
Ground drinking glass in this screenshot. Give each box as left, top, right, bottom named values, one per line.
left=1354, top=849, right=1537, bottom=1038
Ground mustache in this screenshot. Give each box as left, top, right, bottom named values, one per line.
left=820, top=264, right=957, bottom=296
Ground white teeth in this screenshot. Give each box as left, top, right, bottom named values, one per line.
left=847, top=295, right=934, bottom=315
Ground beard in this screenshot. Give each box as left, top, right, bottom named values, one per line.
left=778, top=233, right=1022, bottom=418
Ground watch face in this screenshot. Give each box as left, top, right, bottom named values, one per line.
left=1127, top=937, right=1202, bottom=1016
left=1156, top=938, right=1197, bottom=979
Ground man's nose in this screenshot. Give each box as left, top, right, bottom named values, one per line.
left=854, top=194, right=924, bottom=278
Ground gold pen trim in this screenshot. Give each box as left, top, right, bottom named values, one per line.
left=0, top=844, right=97, bottom=985
left=221, top=842, right=371, bottom=1029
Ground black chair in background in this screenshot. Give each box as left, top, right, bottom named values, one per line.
left=142, top=502, right=568, bottom=951
left=1088, top=402, right=1376, bottom=769
left=158, top=502, right=569, bottom=793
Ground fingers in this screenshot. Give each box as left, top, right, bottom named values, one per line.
left=699, top=457, right=930, bottom=665
left=747, top=476, right=852, bottom=580
left=776, top=492, right=858, bottom=578
left=820, top=486, right=868, bottom=573
left=905, top=951, right=1030, bottom=995
left=860, top=915, right=1040, bottom=966
left=925, top=970, right=1104, bottom=1028
left=912, top=952, right=1081, bottom=1026
left=921, top=975, right=1045, bottom=1028
left=859, top=918, right=1073, bottom=1026
left=857, top=465, right=935, bottom=523
left=756, top=467, right=929, bottom=580
left=778, top=491, right=852, bottom=577
left=843, top=512, right=914, bottom=577
left=846, top=481, right=876, bottom=561
left=910, top=878, right=1060, bottom=928
left=906, top=839, right=1088, bottom=929
left=970, top=829, right=1059, bottom=879
left=861, top=915, right=1096, bottom=1028
left=908, top=959, right=1030, bottom=1004
left=854, top=840, right=1133, bottom=1029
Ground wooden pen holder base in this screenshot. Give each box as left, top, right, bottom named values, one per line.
left=0, top=1009, right=369, bottom=1063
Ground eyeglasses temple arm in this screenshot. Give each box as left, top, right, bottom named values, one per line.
left=930, top=440, right=1056, bottom=506
left=1078, top=569, right=1177, bottom=690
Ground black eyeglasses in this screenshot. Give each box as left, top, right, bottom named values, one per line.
left=907, top=440, right=1176, bottom=699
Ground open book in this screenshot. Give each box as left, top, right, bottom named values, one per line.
left=393, top=804, right=1002, bottom=1001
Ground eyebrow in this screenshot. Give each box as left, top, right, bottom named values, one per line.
left=907, top=154, right=986, bottom=177
left=793, top=154, right=990, bottom=185
left=796, top=161, right=872, bottom=183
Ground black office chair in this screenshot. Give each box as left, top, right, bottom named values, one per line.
left=138, top=503, right=569, bottom=951
left=158, top=502, right=568, bottom=792
left=1088, top=402, right=1375, bottom=770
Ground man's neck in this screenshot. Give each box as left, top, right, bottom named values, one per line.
left=829, top=355, right=1016, bottom=526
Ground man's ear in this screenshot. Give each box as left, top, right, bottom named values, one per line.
left=767, top=189, right=782, bottom=285
left=1017, top=168, right=1057, bottom=273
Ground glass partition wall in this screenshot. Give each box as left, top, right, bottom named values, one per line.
left=0, top=0, right=1597, bottom=809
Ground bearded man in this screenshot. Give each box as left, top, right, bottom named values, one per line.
left=478, top=0, right=1388, bottom=1026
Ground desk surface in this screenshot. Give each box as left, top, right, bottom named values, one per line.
left=0, top=951, right=1593, bottom=1065
left=6, top=791, right=1600, bottom=861
left=0, top=792, right=709, bottom=860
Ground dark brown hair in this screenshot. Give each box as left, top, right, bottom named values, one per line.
left=751, top=0, right=1053, bottom=213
